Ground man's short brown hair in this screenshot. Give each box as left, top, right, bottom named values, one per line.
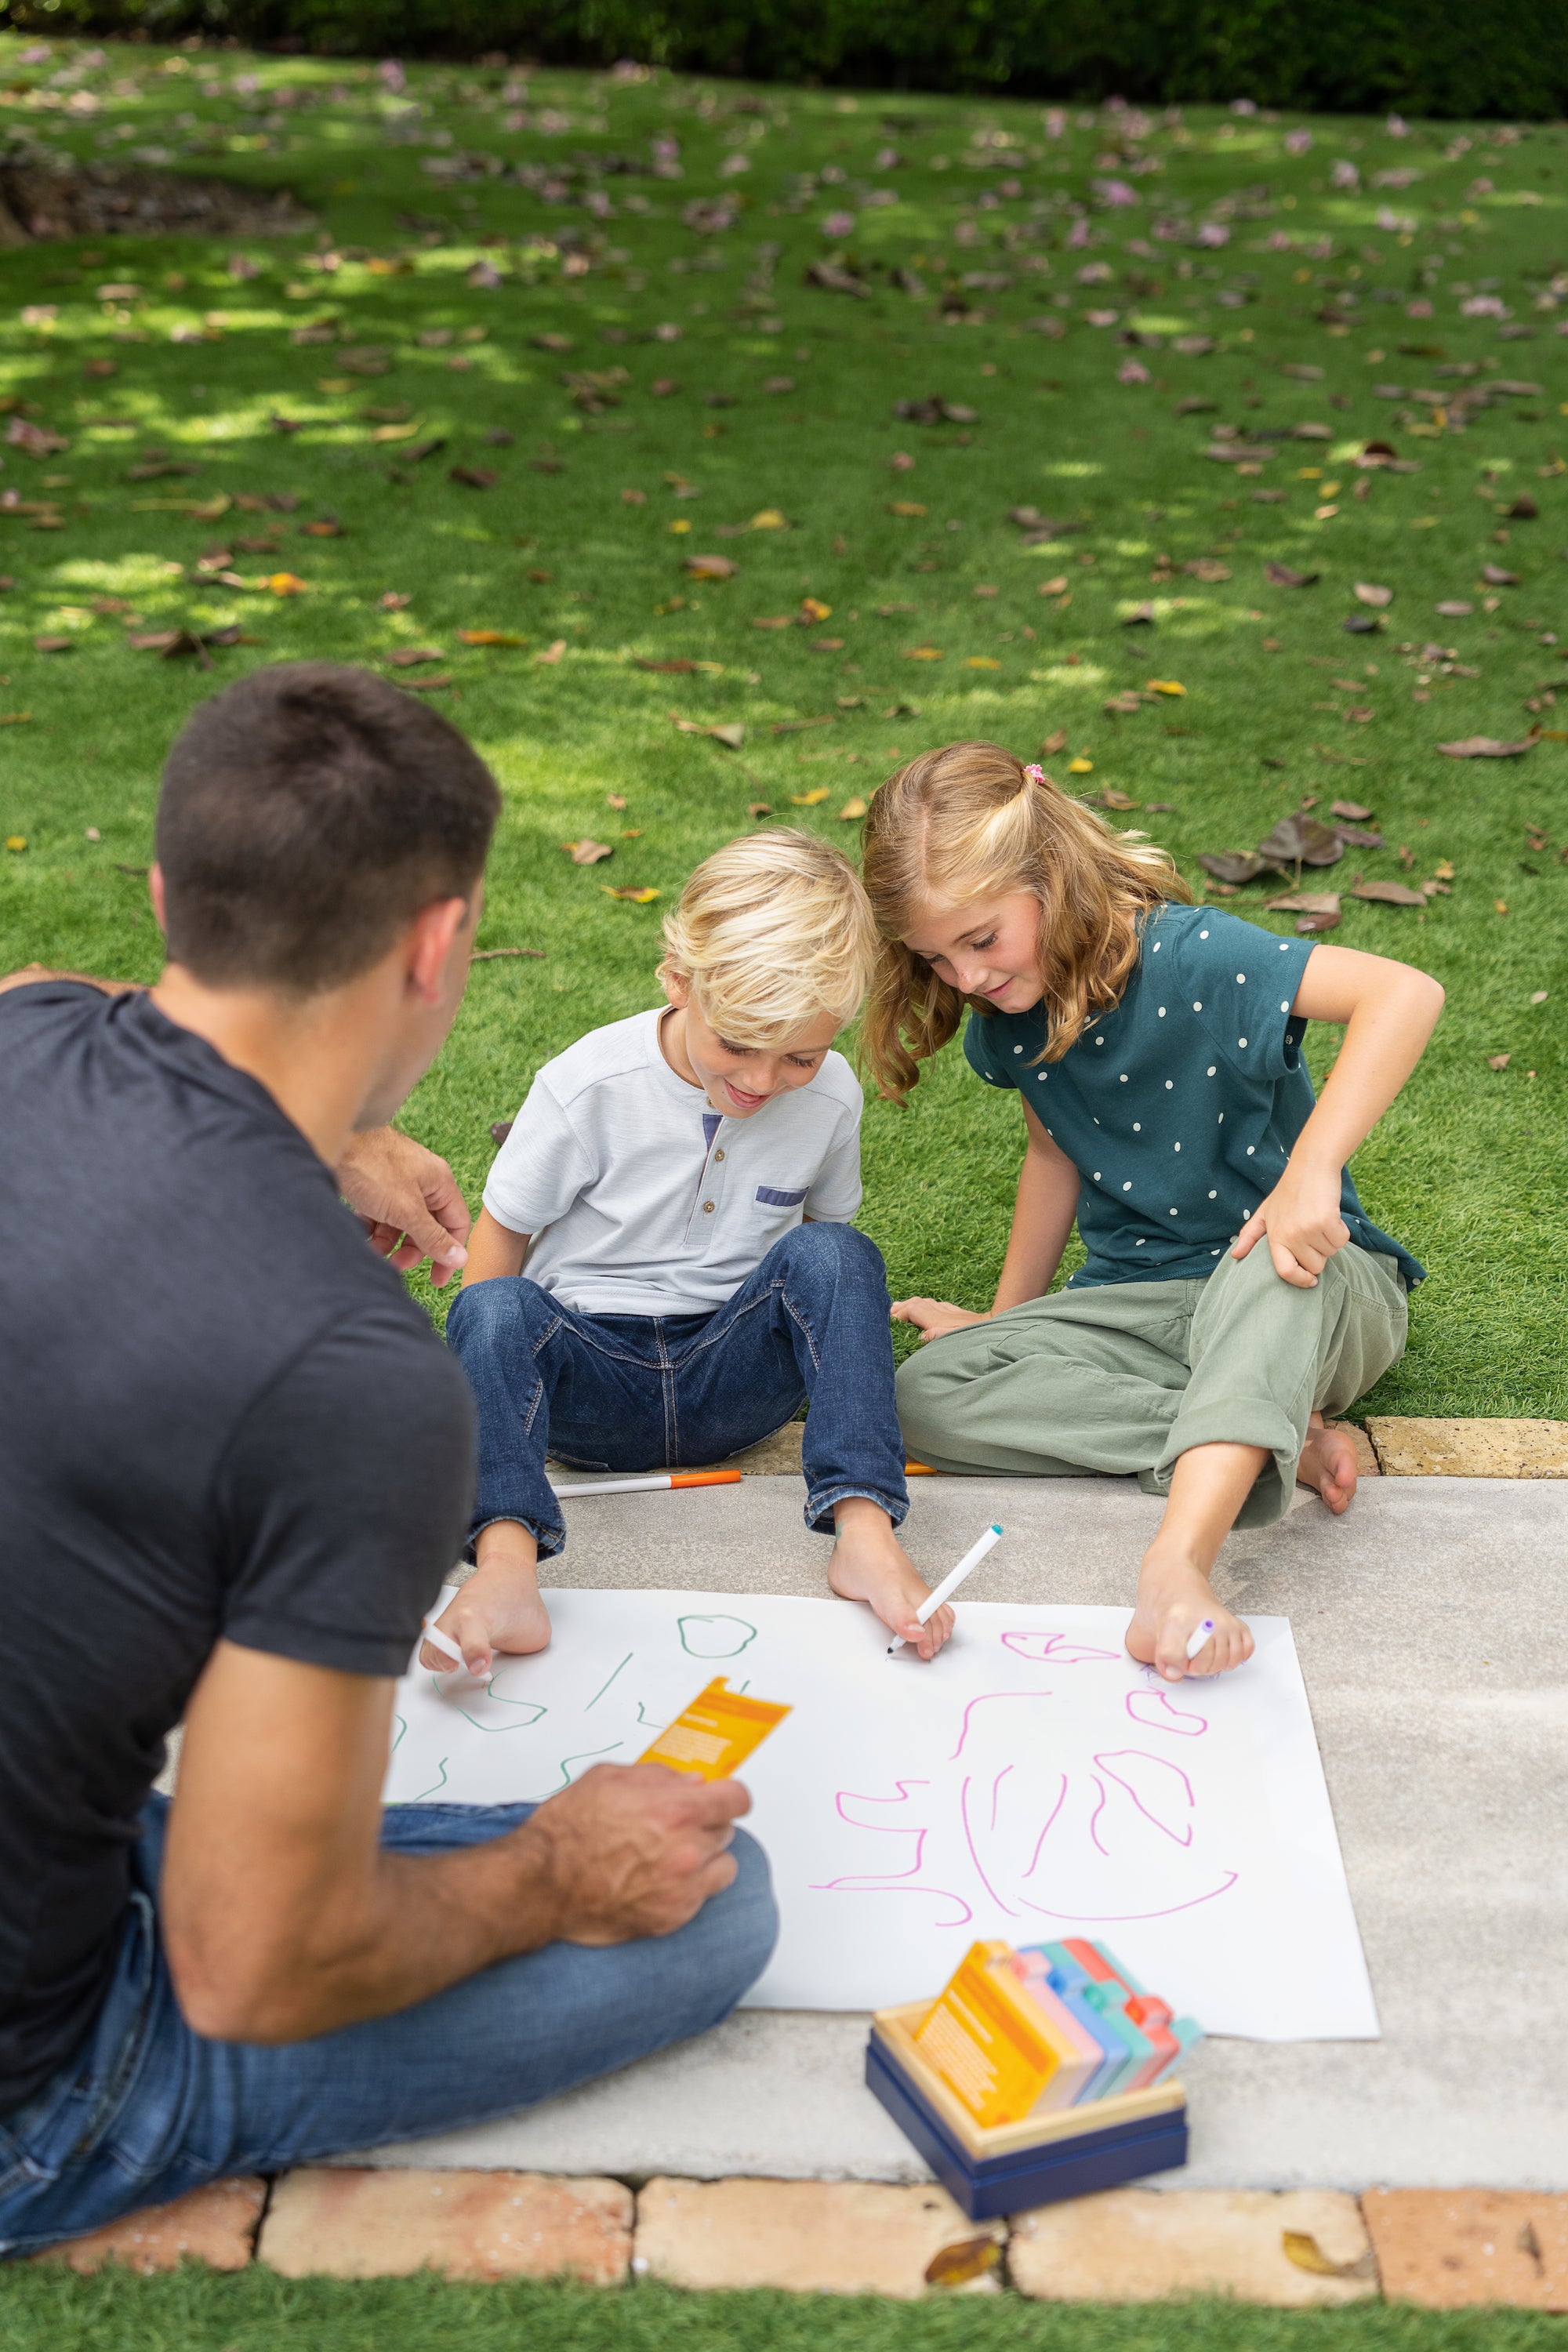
left=156, top=662, right=503, bottom=993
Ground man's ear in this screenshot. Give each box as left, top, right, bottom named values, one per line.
left=406, top=896, right=471, bottom=1003
left=149, top=863, right=168, bottom=935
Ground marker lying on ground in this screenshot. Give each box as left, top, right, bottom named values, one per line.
left=887, top=1521, right=1005, bottom=1656
left=549, top=1469, right=742, bottom=1497
left=422, top=1615, right=468, bottom=1669
left=1185, top=1617, right=1216, bottom=1663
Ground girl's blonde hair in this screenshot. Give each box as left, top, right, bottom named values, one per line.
left=861, top=740, right=1191, bottom=1102
left=659, top=828, right=879, bottom=1047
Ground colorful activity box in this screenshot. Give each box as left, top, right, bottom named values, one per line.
left=867, top=1937, right=1200, bottom=2220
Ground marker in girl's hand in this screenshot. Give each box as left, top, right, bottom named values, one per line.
left=1185, top=1617, right=1216, bottom=1663
left=888, top=1522, right=1004, bottom=1656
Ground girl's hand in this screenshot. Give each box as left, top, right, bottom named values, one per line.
left=891, top=1296, right=994, bottom=1344
left=1231, top=1155, right=1350, bottom=1289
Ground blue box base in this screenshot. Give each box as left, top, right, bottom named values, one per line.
left=865, top=2038, right=1189, bottom=2222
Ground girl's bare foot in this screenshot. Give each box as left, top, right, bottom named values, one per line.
left=828, top=1499, right=954, bottom=1659
left=419, top=1555, right=551, bottom=1676
left=1295, top=1413, right=1359, bottom=1515
left=1126, top=1544, right=1254, bottom=1682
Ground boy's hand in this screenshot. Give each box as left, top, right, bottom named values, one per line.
left=337, top=1127, right=470, bottom=1287
left=891, top=1296, right=993, bottom=1345
left=1231, top=1153, right=1350, bottom=1289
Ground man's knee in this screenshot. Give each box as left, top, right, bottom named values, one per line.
left=685, top=1829, right=778, bottom=2019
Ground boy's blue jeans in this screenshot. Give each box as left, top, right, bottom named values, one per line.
left=0, top=1795, right=777, bottom=2256
left=445, top=1221, right=910, bottom=1559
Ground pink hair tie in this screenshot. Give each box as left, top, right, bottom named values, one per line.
left=1023, top=762, right=1046, bottom=786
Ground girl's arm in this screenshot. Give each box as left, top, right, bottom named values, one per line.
left=1232, top=942, right=1444, bottom=1290
left=460, top=1207, right=532, bottom=1286
left=892, top=1097, right=1080, bottom=1341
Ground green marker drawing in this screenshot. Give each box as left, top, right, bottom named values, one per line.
left=586, top=1652, right=633, bottom=1710
left=550, top=1741, right=622, bottom=1790
left=413, top=1757, right=449, bottom=1802
left=678, top=1613, right=757, bottom=1660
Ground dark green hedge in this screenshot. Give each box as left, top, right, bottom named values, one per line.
left=6, top=0, right=1568, bottom=117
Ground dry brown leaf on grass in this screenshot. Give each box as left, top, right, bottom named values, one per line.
left=1037, top=575, right=1069, bottom=597
left=839, top=797, right=868, bottom=820
left=472, top=947, right=546, bottom=960
left=1266, top=561, right=1319, bottom=588
left=1331, top=799, right=1374, bottom=821
left=1352, top=879, right=1428, bottom=906
left=1040, top=728, right=1069, bottom=754
left=450, top=466, right=499, bottom=490
left=1439, top=735, right=1534, bottom=758
left=684, top=554, right=738, bottom=581
left=34, top=636, right=74, bottom=653
left=388, top=646, right=446, bottom=667
left=1265, top=889, right=1342, bottom=934
left=790, top=787, right=829, bottom=806
left=1487, top=1052, right=1512, bottom=1069
left=535, top=640, right=567, bottom=666
left=459, top=630, right=525, bottom=647
left=562, top=838, right=614, bottom=866
left=1352, top=582, right=1393, bottom=608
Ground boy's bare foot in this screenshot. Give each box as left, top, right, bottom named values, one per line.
left=1127, top=1543, right=1254, bottom=1682
left=1295, top=1413, right=1359, bottom=1515
left=419, top=1550, right=551, bottom=1677
left=828, top=1497, right=954, bottom=1660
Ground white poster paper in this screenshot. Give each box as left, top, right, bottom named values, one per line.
left=384, top=1589, right=1378, bottom=2041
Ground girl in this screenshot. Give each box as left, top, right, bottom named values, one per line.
left=862, top=742, right=1443, bottom=1682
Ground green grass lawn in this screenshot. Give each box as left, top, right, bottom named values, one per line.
left=1, top=43, right=1564, bottom=1414
left=5, top=2266, right=1568, bottom=2352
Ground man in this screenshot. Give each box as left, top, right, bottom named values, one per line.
left=0, top=663, right=776, bottom=2255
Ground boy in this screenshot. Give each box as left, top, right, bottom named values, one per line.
left=428, top=830, right=955, bottom=1673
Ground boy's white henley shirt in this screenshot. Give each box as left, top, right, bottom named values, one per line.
left=482, top=1007, right=864, bottom=1317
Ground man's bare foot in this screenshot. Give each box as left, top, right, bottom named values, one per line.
left=1295, top=1413, right=1359, bottom=1515
left=419, top=1554, right=551, bottom=1677
left=1126, top=1544, right=1254, bottom=1682
left=828, top=1498, right=954, bottom=1660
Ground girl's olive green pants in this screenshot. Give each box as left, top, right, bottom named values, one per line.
left=894, top=1240, right=1408, bottom=1530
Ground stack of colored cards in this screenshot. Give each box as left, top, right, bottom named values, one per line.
left=865, top=1940, right=1200, bottom=2220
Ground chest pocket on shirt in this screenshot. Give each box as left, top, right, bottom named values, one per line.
left=755, top=1185, right=809, bottom=1209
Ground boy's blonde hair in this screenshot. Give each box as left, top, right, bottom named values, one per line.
left=659, top=829, right=879, bottom=1047
left=860, top=740, right=1191, bottom=1102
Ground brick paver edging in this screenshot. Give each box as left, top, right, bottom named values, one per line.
left=31, top=2172, right=1568, bottom=2308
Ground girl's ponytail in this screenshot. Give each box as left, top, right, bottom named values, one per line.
left=859, top=741, right=1190, bottom=1103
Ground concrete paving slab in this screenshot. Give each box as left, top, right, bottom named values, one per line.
left=356, top=1474, right=1568, bottom=2191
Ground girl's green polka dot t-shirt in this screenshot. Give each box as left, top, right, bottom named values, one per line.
left=963, top=903, right=1424, bottom=1292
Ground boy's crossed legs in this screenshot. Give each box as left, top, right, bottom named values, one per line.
left=437, top=1221, right=951, bottom=1671
left=895, top=1240, right=1408, bottom=1682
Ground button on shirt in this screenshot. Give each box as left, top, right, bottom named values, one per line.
left=483, top=1007, right=864, bottom=1316
left=963, top=904, right=1423, bottom=1291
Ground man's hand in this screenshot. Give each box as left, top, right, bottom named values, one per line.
left=890, top=1296, right=994, bottom=1345
left=524, top=1762, right=750, bottom=1946
left=1231, top=1152, right=1350, bottom=1289
left=337, top=1128, right=470, bottom=1287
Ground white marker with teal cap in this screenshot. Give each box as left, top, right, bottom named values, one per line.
left=887, top=1522, right=1005, bottom=1655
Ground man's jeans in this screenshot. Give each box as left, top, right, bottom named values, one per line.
left=0, top=1796, right=777, bottom=2256
left=445, top=1221, right=909, bottom=1559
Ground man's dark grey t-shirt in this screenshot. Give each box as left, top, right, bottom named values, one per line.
left=0, top=983, right=475, bottom=2118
